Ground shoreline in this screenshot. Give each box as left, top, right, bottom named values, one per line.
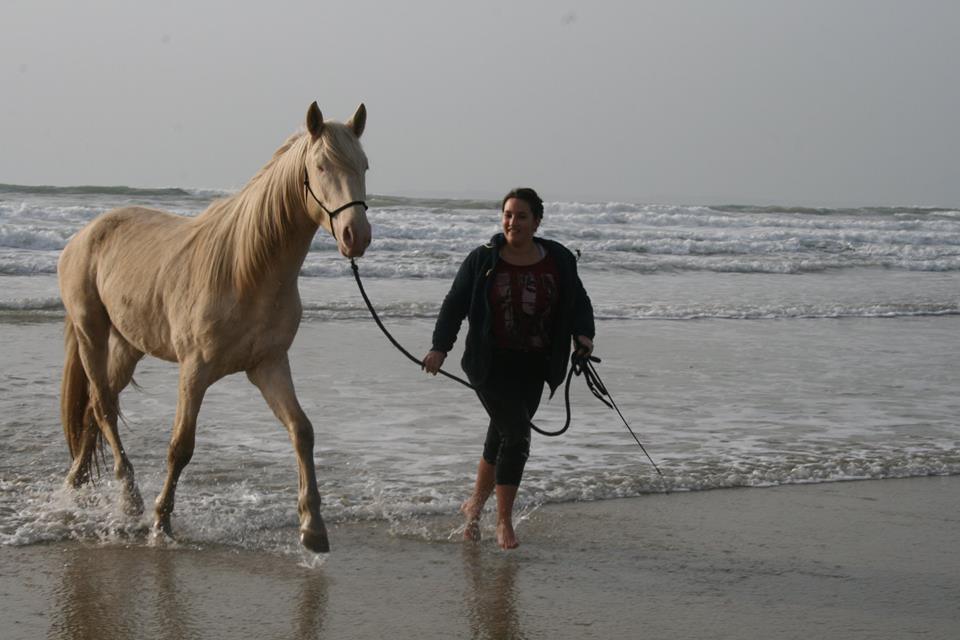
left=2, top=476, right=958, bottom=639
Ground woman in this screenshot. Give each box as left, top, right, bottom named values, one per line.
left=423, top=187, right=595, bottom=549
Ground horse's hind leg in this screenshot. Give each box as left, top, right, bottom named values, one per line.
left=247, top=354, right=328, bottom=553
left=68, top=330, right=144, bottom=489
left=154, top=358, right=210, bottom=538
left=65, top=410, right=100, bottom=488
left=71, top=307, right=143, bottom=514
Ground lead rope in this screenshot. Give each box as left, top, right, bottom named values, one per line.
left=349, top=259, right=664, bottom=478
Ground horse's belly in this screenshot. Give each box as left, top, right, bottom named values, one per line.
left=105, top=296, right=177, bottom=361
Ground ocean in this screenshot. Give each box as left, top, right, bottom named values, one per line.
left=1, top=183, right=958, bottom=554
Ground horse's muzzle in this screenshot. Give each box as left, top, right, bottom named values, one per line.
left=338, top=214, right=371, bottom=258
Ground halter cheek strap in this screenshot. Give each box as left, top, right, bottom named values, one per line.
left=303, top=169, right=368, bottom=240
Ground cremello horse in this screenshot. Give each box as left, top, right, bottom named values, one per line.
left=58, top=102, right=369, bottom=552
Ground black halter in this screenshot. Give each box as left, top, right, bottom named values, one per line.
left=303, top=169, right=367, bottom=240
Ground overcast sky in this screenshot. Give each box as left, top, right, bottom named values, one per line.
left=2, top=0, right=958, bottom=205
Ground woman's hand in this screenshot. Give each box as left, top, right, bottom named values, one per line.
left=574, top=336, right=594, bottom=358
left=422, top=350, right=447, bottom=375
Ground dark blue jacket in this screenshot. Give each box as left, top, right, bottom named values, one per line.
left=431, top=233, right=595, bottom=394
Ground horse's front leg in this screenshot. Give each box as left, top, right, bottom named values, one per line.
left=247, top=355, right=328, bottom=553
left=154, top=360, right=210, bottom=538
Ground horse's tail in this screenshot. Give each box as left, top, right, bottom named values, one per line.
left=61, top=317, right=98, bottom=468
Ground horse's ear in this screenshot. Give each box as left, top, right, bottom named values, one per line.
left=347, top=103, right=366, bottom=138
left=306, top=102, right=324, bottom=139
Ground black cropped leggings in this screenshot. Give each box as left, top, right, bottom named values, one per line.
left=475, top=349, right=546, bottom=486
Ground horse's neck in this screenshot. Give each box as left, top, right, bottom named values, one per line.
left=242, top=194, right=316, bottom=275
left=189, top=144, right=317, bottom=293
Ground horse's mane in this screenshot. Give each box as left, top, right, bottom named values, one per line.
left=184, top=132, right=307, bottom=294
left=183, top=122, right=365, bottom=295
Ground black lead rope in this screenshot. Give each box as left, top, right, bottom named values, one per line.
left=568, top=352, right=664, bottom=477
left=348, top=258, right=472, bottom=388
left=349, top=258, right=664, bottom=478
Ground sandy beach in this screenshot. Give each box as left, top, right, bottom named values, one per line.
left=2, top=475, right=957, bottom=639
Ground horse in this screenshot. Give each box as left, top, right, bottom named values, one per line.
left=58, top=102, right=370, bottom=553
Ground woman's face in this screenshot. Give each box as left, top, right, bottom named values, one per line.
left=501, top=197, right=539, bottom=248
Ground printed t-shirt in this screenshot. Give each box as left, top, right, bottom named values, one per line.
left=488, top=252, right=560, bottom=351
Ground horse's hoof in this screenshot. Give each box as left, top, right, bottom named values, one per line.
left=123, top=490, right=145, bottom=517
left=149, top=524, right=175, bottom=546
left=300, top=527, right=330, bottom=553
left=66, top=470, right=90, bottom=489
left=154, top=514, right=174, bottom=538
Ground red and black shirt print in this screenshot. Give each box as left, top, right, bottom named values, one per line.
left=488, top=253, right=560, bottom=351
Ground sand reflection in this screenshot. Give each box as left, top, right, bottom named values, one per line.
left=462, top=545, right=526, bottom=639
left=50, top=545, right=145, bottom=640
left=48, top=544, right=329, bottom=640
left=294, top=565, right=329, bottom=639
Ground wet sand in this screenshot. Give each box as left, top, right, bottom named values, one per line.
left=1, top=476, right=957, bottom=639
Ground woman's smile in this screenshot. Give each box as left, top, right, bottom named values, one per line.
left=502, top=197, right=539, bottom=248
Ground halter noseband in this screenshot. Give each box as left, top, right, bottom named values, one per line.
left=303, top=169, right=368, bottom=240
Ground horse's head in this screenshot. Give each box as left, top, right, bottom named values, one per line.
left=303, top=102, right=372, bottom=258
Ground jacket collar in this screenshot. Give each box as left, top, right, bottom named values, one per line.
left=486, top=233, right=546, bottom=250
left=485, top=233, right=505, bottom=249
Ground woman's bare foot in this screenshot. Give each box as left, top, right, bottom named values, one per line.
left=496, top=520, right=519, bottom=549
left=461, top=495, right=485, bottom=542
left=494, top=484, right=520, bottom=549
left=461, top=459, right=495, bottom=542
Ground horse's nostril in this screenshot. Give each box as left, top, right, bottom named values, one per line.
left=343, top=226, right=354, bottom=246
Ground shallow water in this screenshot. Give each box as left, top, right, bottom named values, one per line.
left=1, top=309, right=958, bottom=551
left=1, top=186, right=958, bottom=551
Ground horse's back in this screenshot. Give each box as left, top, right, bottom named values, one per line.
left=61, top=205, right=189, bottom=274
left=63, top=205, right=186, bottom=252
left=59, top=207, right=192, bottom=346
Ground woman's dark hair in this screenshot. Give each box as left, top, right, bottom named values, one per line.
left=502, top=187, right=544, bottom=220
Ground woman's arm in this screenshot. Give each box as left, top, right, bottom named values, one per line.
left=431, top=250, right=478, bottom=352
left=571, top=265, right=595, bottom=342
left=423, top=248, right=481, bottom=372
